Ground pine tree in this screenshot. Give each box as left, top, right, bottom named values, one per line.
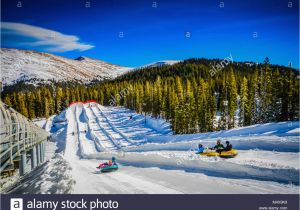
left=161, top=80, right=169, bottom=119
left=227, top=68, right=238, bottom=128
left=239, top=77, right=249, bottom=126
left=143, top=81, right=152, bottom=114
left=3, top=95, right=12, bottom=107
left=55, top=87, right=63, bottom=113
left=44, top=97, right=50, bottom=118
left=35, top=89, right=43, bottom=117
left=62, top=88, right=70, bottom=109
left=197, top=79, right=208, bottom=132
left=27, top=92, right=36, bottom=119
left=260, top=57, right=272, bottom=122
left=219, top=80, right=228, bottom=130
left=175, top=77, right=184, bottom=102
left=269, top=68, right=282, bottom=121
left=249, top=70, right=259, bottom=124
left=18, top=93, right=28, bottom=118
left=208, top=92, right=217, bottom=131
left=153, top=76, right=162, bottom=118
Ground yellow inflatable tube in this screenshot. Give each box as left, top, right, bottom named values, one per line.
left=200, top=149, right=238, bottom=158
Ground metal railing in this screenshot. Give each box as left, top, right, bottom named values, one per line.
left=0, top=101, right=49, bottom=174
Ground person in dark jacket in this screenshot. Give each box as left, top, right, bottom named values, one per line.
left=224, top=141, right=233, bottom=151
left=212, top=140, right=224, bottom=153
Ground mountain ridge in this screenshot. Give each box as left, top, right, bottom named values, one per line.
left=0, top=48, right=132, bottom=85
left=1, top=48, right=183, bottom=86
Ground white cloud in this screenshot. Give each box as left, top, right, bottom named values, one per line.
left=1, top=22, right=94, bottom=52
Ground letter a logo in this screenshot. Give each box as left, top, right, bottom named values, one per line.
left=10, top=198, right=23, bottom=210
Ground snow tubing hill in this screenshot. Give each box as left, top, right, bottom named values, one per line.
left=200, top=149, right=238, bottom=158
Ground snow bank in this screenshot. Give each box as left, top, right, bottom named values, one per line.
left=145, top=116, right=172, bottom=134
left=147, top=121, right=300, bottom=143
left=7, top=154, right=75, bottom=194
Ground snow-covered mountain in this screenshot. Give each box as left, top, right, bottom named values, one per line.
left=139, top=60, right=180, bottom=68
left=0, top=48, right=132, bottom=85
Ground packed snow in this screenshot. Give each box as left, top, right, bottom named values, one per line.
left=7, top=102, right=300, bottom=194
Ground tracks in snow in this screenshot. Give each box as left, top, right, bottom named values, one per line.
left=94, top=105, right=136, bottom=145
left=89, top=105, right=134, bottom=150
left=75, top=105, right=99, bottom=156
left=81, top=103, right=135, bottom=152
left=89, top=105, right=119, bottom=151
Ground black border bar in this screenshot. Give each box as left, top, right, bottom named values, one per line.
left=1, top=194, right=299, bottom=210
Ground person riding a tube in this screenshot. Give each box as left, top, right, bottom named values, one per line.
left=196, top=143, right=205, bottom=154
left=224, top=141, right=233, bottom=151
left=97, top=162, right=108, bottom=169
left=97, top=157, right=114, bottom=168
left=213, top=140, right=224, bottom=153
left=112, top=157, right=117, bottom=165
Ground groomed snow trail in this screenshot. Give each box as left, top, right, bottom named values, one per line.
left=63, top=105, right=181, bottom=194
left=55, top=102, right=299, bottom=193
left=91, top=105, right=131, bottom=148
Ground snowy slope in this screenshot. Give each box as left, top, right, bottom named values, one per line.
left=139, top=60, right=180, bottom=69
left=6, top=102, right=300, bottom=194
left=1, top=48, right=183, bottom=85
left=1, top=48, right=132, bottom=85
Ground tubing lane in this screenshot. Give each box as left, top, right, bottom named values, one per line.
left=85, top=104, right=116, bottom=151
left=82, top=106, right=106, bottom=152
left=90, top=105, right=120, bottom=150
left=92, top=105, right=127, bottom=146
left=86, top=151, right=300, bottom=186
left=94, top=104, right=134, bottom=146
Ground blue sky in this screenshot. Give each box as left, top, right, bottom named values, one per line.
left=1, top=0, right=299, bottom=67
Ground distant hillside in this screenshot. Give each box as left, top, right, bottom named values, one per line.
left=139, top=60, right=181, bottom=68
left=0, top=48, right=132, bottom=85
